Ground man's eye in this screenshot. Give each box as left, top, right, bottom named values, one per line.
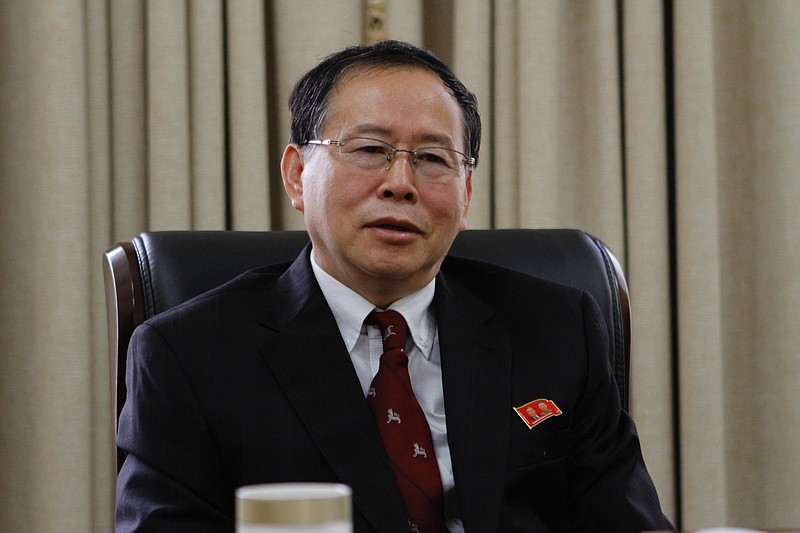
left=355, top=144, right=388, bottom=155
left=418, top=152, right=444, bottom=163
left=417, top=151, right=450, bottom=166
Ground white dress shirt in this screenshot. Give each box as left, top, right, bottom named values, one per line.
left=310, top=251, right=463, bottom=532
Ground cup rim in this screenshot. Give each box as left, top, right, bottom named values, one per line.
left=236, top=482, right=352, bottom=526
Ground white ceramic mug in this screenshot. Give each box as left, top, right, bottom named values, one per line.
left=236, top=483, right=353, bottom=533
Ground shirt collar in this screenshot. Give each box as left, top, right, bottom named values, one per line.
left=310, top=249, right=436, bottom=359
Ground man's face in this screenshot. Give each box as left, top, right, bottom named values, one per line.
left=281, top=66, right=473, bottom=306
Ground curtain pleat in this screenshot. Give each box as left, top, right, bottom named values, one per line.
left=493, top=1, right=626, bottom=255
left=385, top=0, right=424, bottom=43
left=86, top=0, right=116, bottom=529
left=110, top=0, right=147, bottom=240
left=147, top=0, right=193, bottom=229
left=674, top=1, right=732, bottom=527
left=620, top=0, right=675, bottom=521
left=0, top=1, right=98, bottom=530
left=675, top=1, right=800, bottom=528
left=2, top=1, right=799, bottom=530
left=226, top=0, right=271, bottom=230
left=189, top=1, right=227, bottom=229
left=513, top=0, right=566, bottom=229
left=493, top=0, right=521, bottom=228
left=735, top=3, right=800, bottom=525
left=452, top=1, right=493, bottom=229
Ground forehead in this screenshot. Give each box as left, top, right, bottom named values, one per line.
left=323, top=66, right=464, bottom=145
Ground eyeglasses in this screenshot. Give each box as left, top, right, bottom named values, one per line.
left=304, top=137, right=475, bottom=180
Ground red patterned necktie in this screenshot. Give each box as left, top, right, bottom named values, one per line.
left=366, top=310, right=446, bottom=533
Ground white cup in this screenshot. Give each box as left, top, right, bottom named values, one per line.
left=236, top=483, right=353, bottom=533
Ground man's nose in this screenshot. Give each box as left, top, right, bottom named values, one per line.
left=378, top=151, right=418, bottom=201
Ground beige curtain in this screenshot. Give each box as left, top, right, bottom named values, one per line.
left=1, top=0, right=798, bottom=530
left=674, top=1, right=800, bottom=528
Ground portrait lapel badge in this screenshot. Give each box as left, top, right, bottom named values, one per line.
left=513, top=398, right=562, bottom=429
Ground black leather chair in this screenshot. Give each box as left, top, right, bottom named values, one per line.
left=103, top=229, right=630, bottom=471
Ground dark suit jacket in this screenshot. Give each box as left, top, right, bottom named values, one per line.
left=116, top=246, right=672, bottom=532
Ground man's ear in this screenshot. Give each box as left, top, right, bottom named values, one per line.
left=281, top=144, right=305, bottom=213
left=458, top=170, right=473, bottom=231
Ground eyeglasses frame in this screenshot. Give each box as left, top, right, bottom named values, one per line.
left=304, top=137, right=476, bottom=175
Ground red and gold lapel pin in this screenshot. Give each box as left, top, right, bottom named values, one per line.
left=513, top=398, right=562, bottom=429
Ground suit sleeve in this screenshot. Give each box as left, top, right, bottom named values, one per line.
left=565, top=292, right=674, bottom=531
left=115, top=322, right=233, bottom=532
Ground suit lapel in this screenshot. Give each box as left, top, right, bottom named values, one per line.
left=436, top=271, right=511, bottom=532
left=256, top=250, right=409, bottom=532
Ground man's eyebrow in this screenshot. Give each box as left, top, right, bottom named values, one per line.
left=416, top=132, right=457, bottom=148
left=347, top=124, right=392, bottom=138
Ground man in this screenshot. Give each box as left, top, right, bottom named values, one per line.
left=116, top=40, right=673, bottom=532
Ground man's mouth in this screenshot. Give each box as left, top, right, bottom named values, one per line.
left=378, top=223, right=411, bottom=231
left=369, top=218, right=421, bottom=234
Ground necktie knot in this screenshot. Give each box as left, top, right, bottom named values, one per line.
left=367, top=310, right=408, bottom=352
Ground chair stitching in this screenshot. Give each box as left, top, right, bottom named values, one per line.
left=134, top=236, right=157, bottom=319
left=586, top=232, right=626, bottom=405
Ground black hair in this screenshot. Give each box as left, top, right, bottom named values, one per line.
left=288, top=40, right=481, bottom=165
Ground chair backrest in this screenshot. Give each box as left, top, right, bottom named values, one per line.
left=103, top=229, right=630, bottom=469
